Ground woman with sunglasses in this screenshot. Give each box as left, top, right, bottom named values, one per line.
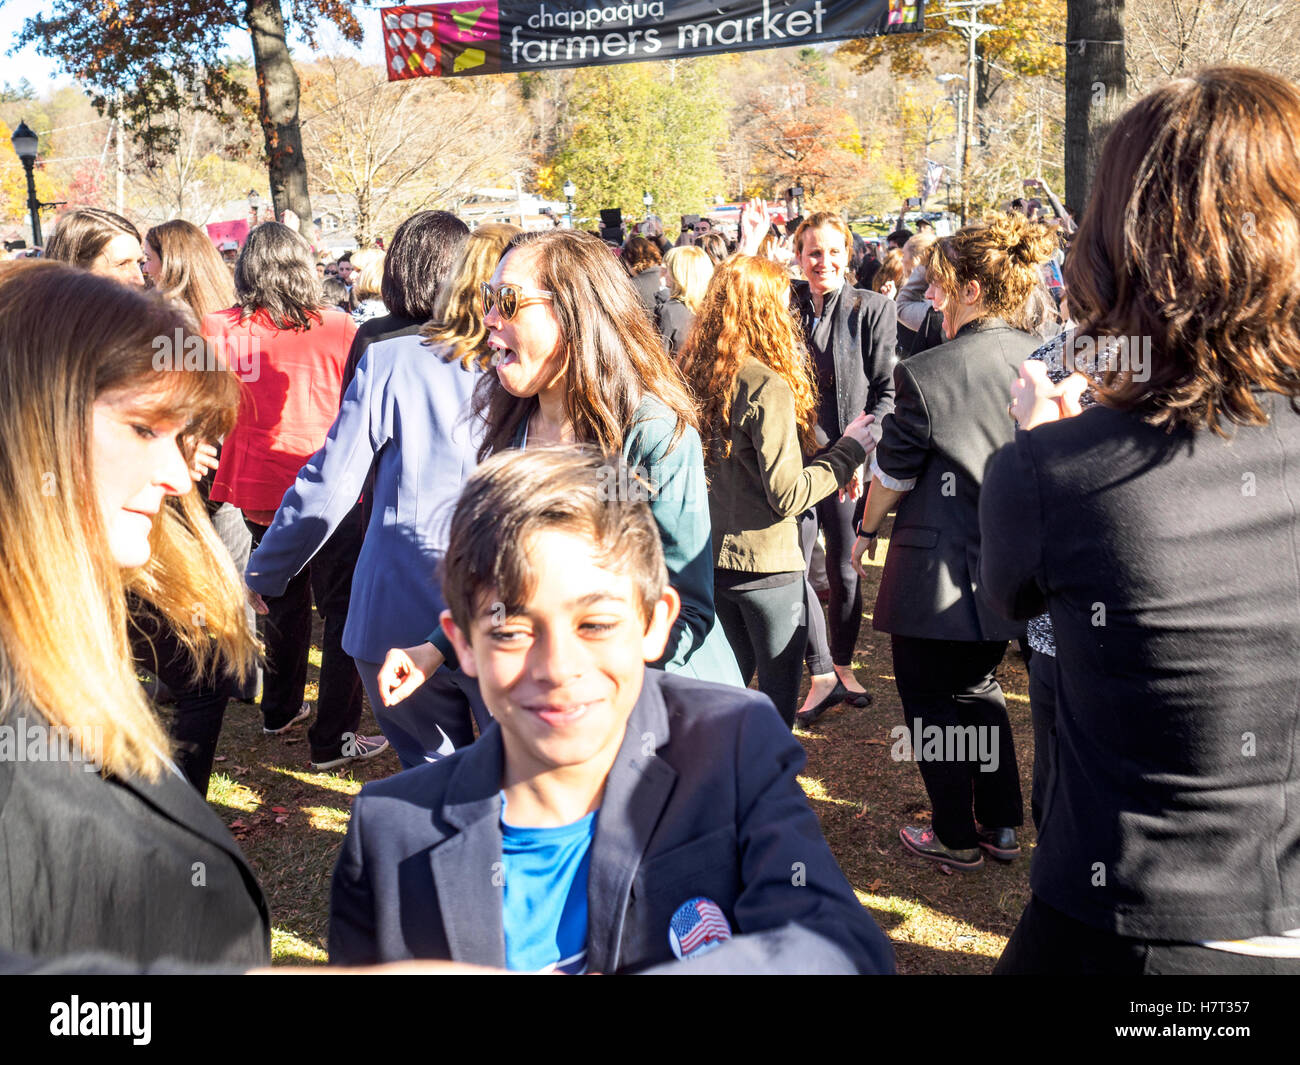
left=378, top=230, right=743, bottom=707
left=480, top=230, right=741, bottom=686
left=245, top=224, right=521, bottom=769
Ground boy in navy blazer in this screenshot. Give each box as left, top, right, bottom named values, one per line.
left=329, top=446, right=893, bottom=974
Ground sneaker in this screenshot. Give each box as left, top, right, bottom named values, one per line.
left=976, top=825, right=1022, bottom=861
left=899, top=825, right=984, bottom=871
left=263, top=703, right=312, bottom=735
left=310, top=735, right=390, bottom=772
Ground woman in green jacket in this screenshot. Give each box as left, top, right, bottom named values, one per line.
left=377, top=230, right=742, bottom=703
left=681, top=255, right=876, bottom=727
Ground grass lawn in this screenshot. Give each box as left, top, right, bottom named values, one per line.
left=194, top=521, right=1034, bottom=972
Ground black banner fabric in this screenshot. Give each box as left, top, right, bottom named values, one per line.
left=381, top=0, right=924, bottom=80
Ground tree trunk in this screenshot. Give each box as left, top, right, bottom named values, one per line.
left=1065, top=0, right=1126, bottom=216
left=247, top=0, right=312, bottom=227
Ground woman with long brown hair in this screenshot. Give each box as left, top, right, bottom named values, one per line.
left=680, top=256, right=874, bottom=726
left=135, top=219, right=255, bottom=782
left=143, top=219, right=236, bottom=319
left=0, top=261, right=266, bottom=965
left=378, top=229, right=743, bottom=699
left=247, top=224, right=520, bottom=769
left=983, top=66, right=1300, bottom=974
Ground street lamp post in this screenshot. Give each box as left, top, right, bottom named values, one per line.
left=563, top=179, right=576, bottom=229
left=10, top=121, right=44, bottom=247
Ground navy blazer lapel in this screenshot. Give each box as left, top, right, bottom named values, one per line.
left=586, top=673, right=677, bottom=974
left=429, top=725, right=507, bottom=967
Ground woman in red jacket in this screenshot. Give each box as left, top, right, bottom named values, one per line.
left=208, top=222, right=387, bottom=770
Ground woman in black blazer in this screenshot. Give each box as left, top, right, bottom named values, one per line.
left=982, top=67, right=1300, bottom=974
left=0, top=263, right=268, bottom=967
left=852, top=213, right=1058, bottom=871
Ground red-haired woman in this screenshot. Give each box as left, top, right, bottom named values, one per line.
left=681, top=255, right=875, bottom=727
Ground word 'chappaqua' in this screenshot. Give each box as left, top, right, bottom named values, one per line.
left=890, top=720, right=1000, bottom=774
left=50, top=997, right=151, bottom=1045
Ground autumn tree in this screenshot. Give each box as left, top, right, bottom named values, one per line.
left=543, top=59, right=729, bottom=229
left=13, top=0, right=370, bottom=225
left=1127, top=0, right=1300, bottom=88
left=841, top=0, right=1066, bottom=118
left=299, top=57, right=530, bottom=245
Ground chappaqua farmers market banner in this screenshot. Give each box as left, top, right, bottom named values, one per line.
left=381, top=0, right=924, bottom=79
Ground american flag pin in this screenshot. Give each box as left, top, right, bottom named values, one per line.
left=668, top=897, right=732, bottom=960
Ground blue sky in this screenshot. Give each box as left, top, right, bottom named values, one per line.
left=1, top=0, right=387, bottom=92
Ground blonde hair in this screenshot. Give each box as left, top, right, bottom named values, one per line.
left=901, top=231, right=937, bottom=276
left=350, top=248, right=386, bottom=302
left=0, top=262, right=257, bottom=781
left=664, top=246, right=713, bottom=315
left=422, top=223, right=522, bottom=369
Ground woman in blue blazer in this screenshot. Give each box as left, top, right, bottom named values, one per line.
left=245, top=224, right=521, bottom=769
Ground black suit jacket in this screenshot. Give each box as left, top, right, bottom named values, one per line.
left=0, top=707, right=270, bottom=966
left=791, top=280, right=896, bottom=442
left=872, top=317, right=1040, bottom=641
left=979, top=397, right=1300, bottom=940
left=329, top=670, right=894, bottom=973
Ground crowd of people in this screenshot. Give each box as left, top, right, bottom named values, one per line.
left=1, top=65, right=1298, bottom=976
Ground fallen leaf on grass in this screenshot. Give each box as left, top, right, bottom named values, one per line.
left=271, top=806, right=288, bottom=814
left=868, top=878, right=886, bottom=892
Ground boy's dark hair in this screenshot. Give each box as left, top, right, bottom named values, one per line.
left=887, top=228, right=913, bottom=249
left=441, top=445, right=667, bottom=636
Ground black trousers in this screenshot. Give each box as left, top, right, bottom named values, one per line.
left=129, top=600, right=233, bottom=797
left=246, top=513, right=363, bottom=763
left=1028, top=650, right=1059, bottom=832
left=714, top=573, right=805, bottom=729
left=799, top=492, right=863, bottom=673
left=996, top=894, right=1300, bottom=974
left=890, top=634, right=1022, bottom=850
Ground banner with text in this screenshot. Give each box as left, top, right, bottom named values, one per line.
left=381, top=0, right=924, bottom=80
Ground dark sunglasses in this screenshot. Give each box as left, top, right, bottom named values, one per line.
left=481, top=281, right=555, bottom=321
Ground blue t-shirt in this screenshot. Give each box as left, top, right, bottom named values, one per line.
left=499, top=796, right=597, bottom=974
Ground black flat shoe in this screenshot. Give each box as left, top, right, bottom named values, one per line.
left=796, top=682, right=849, bottom=726
left=842, top=689, right=873, bottom=708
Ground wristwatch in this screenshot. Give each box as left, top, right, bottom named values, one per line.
left=856, top=522, right=879, bottom=540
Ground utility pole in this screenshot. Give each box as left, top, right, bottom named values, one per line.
left=937, top=1, right=1001, bottom=225
left=1065, top=0, right=1126, bottom=213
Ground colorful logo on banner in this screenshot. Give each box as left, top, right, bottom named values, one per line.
left=382, top=2, right=502, bottom=78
